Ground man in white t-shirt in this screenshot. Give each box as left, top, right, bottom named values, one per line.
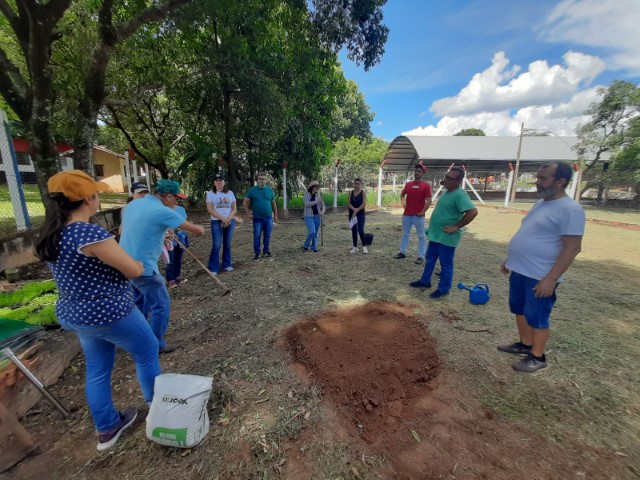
left=498, top=162, right=585, bottom=374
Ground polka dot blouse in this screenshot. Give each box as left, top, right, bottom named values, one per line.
left=48, top=222, right=135, bottom=326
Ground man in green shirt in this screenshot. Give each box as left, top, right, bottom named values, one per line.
left=409, top=166, right=478, bottom=298
left=243, top=172, right=278, bottom=261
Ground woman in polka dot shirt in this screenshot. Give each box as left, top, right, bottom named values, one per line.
left=35, top=170, right=162, bottom=452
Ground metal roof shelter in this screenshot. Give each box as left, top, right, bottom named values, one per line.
left=381, top=135, right=608, bottom=172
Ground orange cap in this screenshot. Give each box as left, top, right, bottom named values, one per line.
left=48, top=170, right=110, bottom=201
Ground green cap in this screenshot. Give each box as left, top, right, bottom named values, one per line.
left=155, top=179, right=181, bottom=194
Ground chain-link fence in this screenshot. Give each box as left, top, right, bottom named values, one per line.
left=0, top=175, right=46, bottom=236
left=411, top=166, right=639, bottom=225
left=2, top=153, right=639, bottom=238
left=0, top=111, right=43, bottom=236
left=322, top=163, right=640, bottom=225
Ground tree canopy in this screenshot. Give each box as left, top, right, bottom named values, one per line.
left=0, top=0, right=388, bottom=201
left=319, top=136, right=388, bottom=191
left=453, top=128, right=485, bottom=136
left=576, top=80, right=640, bottom=171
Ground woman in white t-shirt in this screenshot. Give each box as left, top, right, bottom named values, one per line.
left=206, top=172, right=237, bottom=274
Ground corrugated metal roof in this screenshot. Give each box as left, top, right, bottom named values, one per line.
left=382, top=135, right=609, bottom=172
left=59, top=145, right=125, bottom=159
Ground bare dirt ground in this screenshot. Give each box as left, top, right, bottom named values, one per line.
left=2, top=206, right=639, bottom=479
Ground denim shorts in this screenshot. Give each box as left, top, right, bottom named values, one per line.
left=509, top=271, right=557, bottom=329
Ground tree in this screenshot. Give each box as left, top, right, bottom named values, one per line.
left=320, top=136, right=388, bottom=190
left=329, top=78, right=374, bottom=143
left=575, top=80, right=640, bottom=201
left=454, top=128, right=485, bottom=136
left=310, top=0, right=388, bottom=71
left=1, top=0, right=388, bottom=202
left=95, top=124, right=128, bottom=153
left=611, top=116, right=640, bottom=192
left=576, top=80, right=640, bottom=171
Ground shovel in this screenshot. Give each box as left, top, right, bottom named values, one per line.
left=174, top=237, right=231, bottom=295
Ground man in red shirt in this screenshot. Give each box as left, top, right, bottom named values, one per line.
left=394, top=164, right=432, bottom=264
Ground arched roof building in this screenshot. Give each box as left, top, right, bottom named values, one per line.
left=381, top=135, right=608, bottom=172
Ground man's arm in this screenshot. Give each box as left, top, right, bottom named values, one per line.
left=443, top=208, right=478, bottom=233
left=243, top=197, right=252, bottom=219
left=419, top=196, right=432, bottom=216
left=271, top=199, right=278, bottom=223
left=400, top=191, right=407, bottom=209
left=228, top=201, right=237, bottom=221
left=178, top=221, right=205, bottom=236
left=533, top=235, right=582, bottom=298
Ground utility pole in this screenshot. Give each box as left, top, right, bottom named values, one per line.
left=511, top=122, right=524, bottom=203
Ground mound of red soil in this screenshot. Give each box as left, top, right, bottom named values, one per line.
left=285, top=301, right=439, bottom=443
left=285, top=301, right=630, bottom=479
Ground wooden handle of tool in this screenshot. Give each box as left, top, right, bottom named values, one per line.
left=174, top=237, right=231, bottom=292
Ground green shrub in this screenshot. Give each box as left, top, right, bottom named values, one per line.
left=0, top=280, right=56, bottom=308
left=0, top=304, right=57, bottom=326
left=276, top=190, right=401, bottom=208
left=0, top=280, right=58, bottom=326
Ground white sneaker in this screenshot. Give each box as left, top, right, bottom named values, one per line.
left=350, top=247, right=359, bottom=253
left=362, top=246, right=368, bottom=254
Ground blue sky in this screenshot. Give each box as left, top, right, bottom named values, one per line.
left=340, top=0, right=640, bottom=141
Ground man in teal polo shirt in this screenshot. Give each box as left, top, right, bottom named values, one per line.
left=409, top=166, right=478, bottom=298
left=120, top=179, right=204, bottom=352
left=243, top=172, right=278, bottom=261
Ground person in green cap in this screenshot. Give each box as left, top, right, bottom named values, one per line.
left=120, top=179, right=204, bottom=353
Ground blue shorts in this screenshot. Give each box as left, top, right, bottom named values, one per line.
left=509, top=271, right=557, bottom=329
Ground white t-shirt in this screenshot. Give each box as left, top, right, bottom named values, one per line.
left=206, top=190, right=236, bottom=221
left=506, top=196, right=586, bottom=281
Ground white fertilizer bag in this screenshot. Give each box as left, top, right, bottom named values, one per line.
left=146, top=373, right=213, bottom=448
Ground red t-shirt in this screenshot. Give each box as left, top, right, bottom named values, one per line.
left=401, top=181, right=432, bottom=216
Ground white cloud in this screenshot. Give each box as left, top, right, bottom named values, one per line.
left=375, top=121, right=383, bottom=126
left=430, top=51, right=604, bottom=117
left=540, top=0, right=640, bottom=75
left=403, top=86, right=601, bottom=137
left=419, top=112, right=426, bottom=117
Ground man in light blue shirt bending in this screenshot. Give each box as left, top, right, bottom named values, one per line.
left=120, top=179, right=204, bottom=353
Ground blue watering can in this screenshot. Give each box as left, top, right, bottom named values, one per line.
left=457, top=282, right=490, bottom=305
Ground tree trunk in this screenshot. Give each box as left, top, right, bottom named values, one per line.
left=29, top=94, right=59, bottom=201
left=222, top=86, right=236, bottom=191
left=29, top=128, right=60, bottom=202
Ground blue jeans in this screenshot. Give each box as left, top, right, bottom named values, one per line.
left=304, top=215, right=321, bottom=250
left=165, top=245, right=184, bottom=282
left=350, top=212, right=366, bottom=247
left=400, top=215, right=427, bottom=258
left=253, top=217, right=273, bottom=255
left=130, top=272, right=171, bottom=349
left=58, top=308, right=161, bottom=433
left=420, top=241, right=456, bottom=293
left=208, top=219, right=235, bottom=272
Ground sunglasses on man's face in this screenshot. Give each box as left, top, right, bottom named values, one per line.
left=443, top=175, right=460, bottom=181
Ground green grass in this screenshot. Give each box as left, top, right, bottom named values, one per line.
left=0, top=185, right=128, bottom=235
left=275, top=189, right=401, bottom=209
left=482, top=199, right=640, bottom=225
